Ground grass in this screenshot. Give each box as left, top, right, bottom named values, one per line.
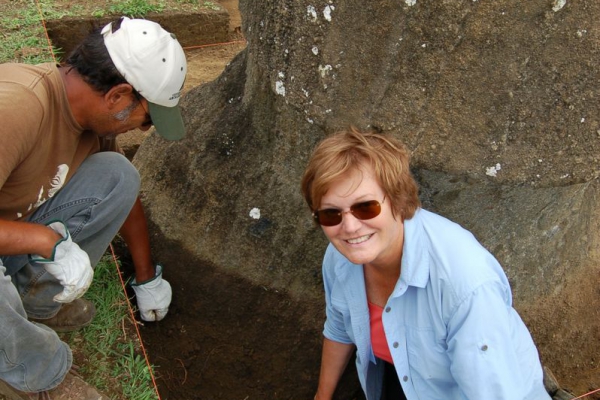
left=0, top=0, right=66, bottom=64
left=59, top=255, right=158, bottom=399
left=0, top=0, right=222, bottom=64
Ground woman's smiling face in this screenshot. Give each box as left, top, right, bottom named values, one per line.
left=318, top=163, right=405, bottom=269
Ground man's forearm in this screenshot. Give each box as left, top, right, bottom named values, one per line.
left=118, top=197, right=155, bottom=282
left=0, top=219, right=61, bottom=258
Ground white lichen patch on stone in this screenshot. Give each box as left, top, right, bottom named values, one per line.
left=485, top=163, right=502, bottom=177
left=276, top=81, right=286, bottom=96
left=307, top=5, right=318, bottom=22
left=318, top=64, right=333, bottom=78
left=249, top=208, right=261, bottom=219
left=323, top=5, right=334, bottom=21
left=275, top=72, right=286, bottom=96
left=552, top=0, right=566, bottom=12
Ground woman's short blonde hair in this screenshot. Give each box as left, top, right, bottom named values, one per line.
left=301, top=127, right=421, bottom=220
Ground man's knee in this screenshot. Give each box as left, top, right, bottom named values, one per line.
left=0, top=337, right=71, bottom=392
left=84, top=152, right=140, bottom=204
left=94, top=151, right=139, bottom=189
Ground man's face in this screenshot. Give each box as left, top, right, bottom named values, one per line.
left=93, top=94, right=153, bottom=138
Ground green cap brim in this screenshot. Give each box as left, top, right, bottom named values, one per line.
left=147, top=102, right=185, bottom=141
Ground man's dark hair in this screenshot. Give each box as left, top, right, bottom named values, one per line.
left=65, top=18, right=134, bottom=96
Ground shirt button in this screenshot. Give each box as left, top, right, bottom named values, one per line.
left=403, top=376, right=409, bottom=382
left=393, top=342, right=399, bottom=348
left=385, top=307, right=391, bottom=313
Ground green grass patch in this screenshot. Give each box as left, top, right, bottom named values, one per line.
left=0, top=0, right=64, bottom=63
left=96, top=0, right=166, bottom=18
left=60, top=256, right=158, bottom=400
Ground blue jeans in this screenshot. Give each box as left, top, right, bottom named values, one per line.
left=0, top=152, right=140, bottom=392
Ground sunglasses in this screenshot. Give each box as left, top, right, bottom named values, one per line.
left=313, top=197, right=385, bottom=227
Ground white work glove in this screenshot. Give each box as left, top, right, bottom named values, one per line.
left=30, top=220, right=94, bottom=303
left=131, top=264, right=172, bottom=322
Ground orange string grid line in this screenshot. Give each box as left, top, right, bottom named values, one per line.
left=33, top=0, right=57, bottom=64
left=109, top=243, right=162, bottom=400
left=573, top=387, right=600, bottom=399
left=183, top=39, right=247, bottom=51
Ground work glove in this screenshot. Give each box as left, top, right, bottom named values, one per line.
left=30, top=220, right=94, bottom=303
left=131, top=264, right=172, bottom=322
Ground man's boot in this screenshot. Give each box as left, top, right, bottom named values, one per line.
left=29, top=298, right=96, bottom=332
left=0, top=369, right=107, bottom=399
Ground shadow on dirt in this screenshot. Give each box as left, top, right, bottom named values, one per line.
left=115, top=235, right=364, bottom=400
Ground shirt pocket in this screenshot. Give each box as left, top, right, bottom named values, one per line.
left=405, top=324, right=452, bottom=389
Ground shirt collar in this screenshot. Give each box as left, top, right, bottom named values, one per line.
left=400, top=208, right=430, bottom=289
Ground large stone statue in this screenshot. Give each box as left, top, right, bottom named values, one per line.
left=134, top=0, right=600, bottom=398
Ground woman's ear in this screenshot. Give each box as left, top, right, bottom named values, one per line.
left=104, top=83, right=134, bottom=109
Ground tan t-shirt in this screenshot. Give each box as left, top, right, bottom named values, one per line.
left=0, top=63, right=118, bottom=221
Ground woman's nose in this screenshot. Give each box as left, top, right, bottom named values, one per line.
left=340, top=210, right=362, bottom=232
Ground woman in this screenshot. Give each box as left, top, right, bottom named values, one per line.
left=301, top=128, right=550, bottom=400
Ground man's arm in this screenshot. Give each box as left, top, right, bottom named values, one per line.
left=0, top=219, right=61, bottom=258
left=118, top=197, right=154, bottom=282
left=0, top=219, right=93, bottom=302
left=119, top=197, right=172, bottom=322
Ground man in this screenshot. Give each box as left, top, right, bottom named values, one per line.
left=0, top=17, right=187, bottom=398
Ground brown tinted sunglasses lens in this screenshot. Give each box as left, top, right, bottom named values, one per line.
left=313, top=200, right=382, bottom=226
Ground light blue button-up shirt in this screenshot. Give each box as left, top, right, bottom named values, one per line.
left=322, top=208, right=550, bottom=400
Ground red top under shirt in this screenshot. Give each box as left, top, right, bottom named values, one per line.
left=368, top=302, right=394, bottom=364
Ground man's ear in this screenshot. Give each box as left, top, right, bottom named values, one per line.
left=104, top=83, right=134, bottom=109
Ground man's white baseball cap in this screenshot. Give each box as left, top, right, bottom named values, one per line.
left=102, top=17, right=187, bottom=140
